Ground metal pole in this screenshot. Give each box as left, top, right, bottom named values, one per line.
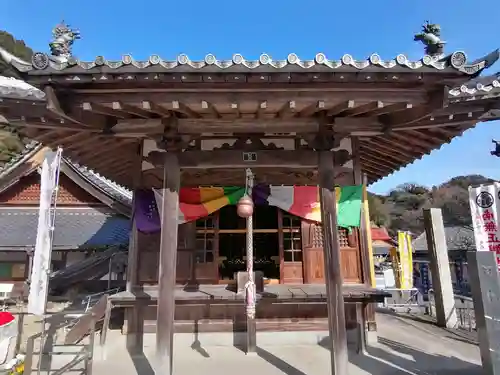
left=245, top=168, right=256, bottom=354
left=107, top=252, right=118, bottom=291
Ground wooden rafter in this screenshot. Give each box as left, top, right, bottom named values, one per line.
left=82, top=102, right=129, bottom=119
left=111, top=102, right=151, bottom=119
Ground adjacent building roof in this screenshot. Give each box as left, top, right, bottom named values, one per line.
left=0, top=76, right=45, bottom=100
left=0, top=207, right=130, bottom=250
left=0, top=143, right=132, bottom=215
left=412, top=226, right=475, bottom=252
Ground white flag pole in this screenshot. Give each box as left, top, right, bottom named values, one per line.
left=27, top=147, right=62, bottom=375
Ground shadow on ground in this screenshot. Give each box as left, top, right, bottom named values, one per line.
left=316, top=333, right=482, bottom=375
left=377, top=308, right=479, bottom=346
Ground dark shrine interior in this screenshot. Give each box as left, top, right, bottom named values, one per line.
left=218, top=205, right=280, bottom=279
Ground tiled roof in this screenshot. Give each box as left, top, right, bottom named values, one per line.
left=371, top=227, right=392, bottom=241
left=0, top=37, right=493, bottom=76
left=412, top=226, right=475, bottom=252
left=0, top=207, right=130, bottom=250
left=449, top=72, right=500, bottom=99
left=64, top=160, right=132, bottom=207
left=17, top=51, right=496, bottom=76
left=0, top=76, right=45, bottom=100
left=0, top=141, right=42, bottom=179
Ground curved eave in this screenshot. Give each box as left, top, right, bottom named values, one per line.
left=449, top=72, right=500, bottom=100
left=361, top=116, right=493, bottom=185
left=0, top=47, right=497, bottom=78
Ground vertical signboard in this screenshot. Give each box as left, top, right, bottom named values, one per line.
left=28, top=148, right=62, bottom=316
left=468, top=183, right=500, bottom=268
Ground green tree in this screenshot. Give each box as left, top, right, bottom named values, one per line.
left=0, top=30, right=33, bottom=77
left=371, top=175, right=494, bottom=236
left=0, top=30, right=34, bottom=167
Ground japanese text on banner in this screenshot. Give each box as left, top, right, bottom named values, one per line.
left=469, top=183, right=500, bottom=267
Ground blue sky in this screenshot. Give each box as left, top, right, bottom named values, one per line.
left=2, top=0, right=499, bottom=195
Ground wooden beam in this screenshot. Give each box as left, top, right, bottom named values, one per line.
left=156, top=152, right=180, bottom=375
left=318, top=150, right=349, bottom=375
left=229, top=102, right=240, bottom=119
left=367, top=102, right=412, bottom=117
left=82, top=102, right=128, bottom=119
left=176, top=118, right=319, bottom=134
left=142, top=101, right=171, bottom=117
left=359, top=153, right=400, bottom=170
left=405, top=130, right=441, bottom=148
left=256, top=101, right=267, bottom=119
left=44, top=132, right=88, bottom=149
left=299, top=100, right=325, bottom=117
left=387, top=132, right=428, bottom=155
left=327, top=100, right=355, bottom=117
left=146, top=149, right=332, bottom=169
left=277, top=101, right=297, bottom=118
left=172, top=101, right=199, bottom=118
left=44, top=86, right=85, bottom=127
left=112, top=102, right=151, bottom=118
left=361, top=138, right=418, bottom=160
left=360, top=158, right=392, bottom=175
left=342, top=101, right=384, bottom=117
left=111, top=119, right=164, bottom=135
left=334, top=113, right=480, bottom=134
left=201, top=101, right=220, bottom=118
left=7, top=117, right=92, bottom=132
left=73, top=88, right=427, bottom=104
left=115, top=118, right=320, bottom=134
left=80, top=139, right=135, bottom=164
left=380, top=87, right=448, bottom=129
left=43, top=86, right=108, bottom=130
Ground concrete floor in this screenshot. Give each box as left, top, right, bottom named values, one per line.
left=85, top=312, right=483, bottom=375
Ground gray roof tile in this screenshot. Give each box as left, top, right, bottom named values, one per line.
left=19, top=51, right=496, bottom=76
left=66, top=161, right=132, bottom=206
left=412, top=226, right=475, bottom=252
left=0, top=207, right=130, bottom=250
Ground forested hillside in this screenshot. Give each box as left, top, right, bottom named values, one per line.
left=368, top=175, right=494, bottom=236
left=0, top=30, right=34, bottom=167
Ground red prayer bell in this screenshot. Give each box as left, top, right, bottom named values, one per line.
left=237, top=195, right=254, bottom=218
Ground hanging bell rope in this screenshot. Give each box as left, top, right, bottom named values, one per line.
left=237, top=168, right=254, bottom=218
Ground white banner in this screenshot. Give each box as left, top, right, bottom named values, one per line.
left=28, top=148, right=62, bottom=316
left=468, top=183, right=500, bottom=267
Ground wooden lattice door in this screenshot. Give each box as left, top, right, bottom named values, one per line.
left=301, top=221, right=362, bottom=284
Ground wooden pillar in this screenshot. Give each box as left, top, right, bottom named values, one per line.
left=125, top=142, right=143, bottom=354
left=352, top=137, right=377, bottom=344
left=155, top=153, right=180, bottom=375
left=183, top=221, right=198, bottom=288
left=423, top=208, right=457, bottom=328
left=318, top=150, right=349, bottom=375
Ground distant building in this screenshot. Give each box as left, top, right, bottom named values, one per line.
left=412, top=226, right=475, bottom=261
left=0, top=144, right=133, bottom=295
left=371, top=226, right=395, bottom=257
left=412, top=226, right=473, bottom=295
